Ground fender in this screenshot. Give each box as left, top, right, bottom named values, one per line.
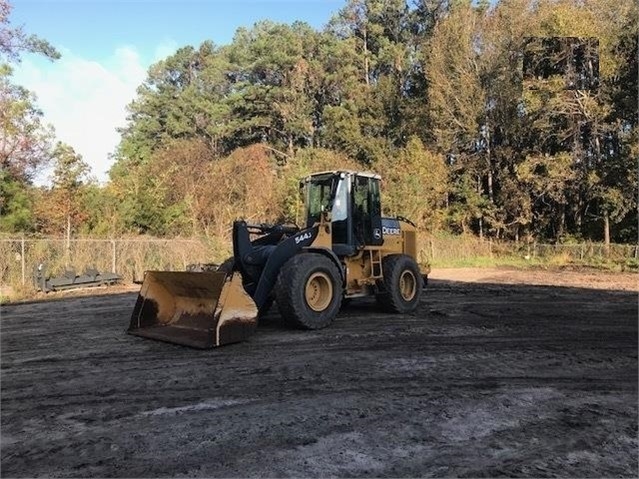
left=303, top=247, right=345, bottom=284
left=251, top=226, right=320, bottom=309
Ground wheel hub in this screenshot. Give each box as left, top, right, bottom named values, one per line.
left=305, top=272, right=333, bottom=312
left=399, top=270, right=417, bottom=301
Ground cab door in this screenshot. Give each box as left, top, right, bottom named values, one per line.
left=353, top=175, right=383, bottom=246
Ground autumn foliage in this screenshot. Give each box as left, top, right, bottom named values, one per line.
left=1, top=0, right=637, bottom=246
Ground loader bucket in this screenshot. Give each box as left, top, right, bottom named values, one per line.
left=128, top=271, right=258, bottom=348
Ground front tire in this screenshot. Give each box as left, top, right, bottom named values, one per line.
left=275, top=253, right=342, bottom=329
left=376, top=254, right=423, bottom=313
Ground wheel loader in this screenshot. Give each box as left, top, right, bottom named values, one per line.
left=128, top=170, right=429, bottom=348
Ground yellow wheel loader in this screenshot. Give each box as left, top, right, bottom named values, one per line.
left=128, top=171, right=429, bottom=348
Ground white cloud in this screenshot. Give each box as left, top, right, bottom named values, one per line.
left=13, top=45, right=149, bottom=184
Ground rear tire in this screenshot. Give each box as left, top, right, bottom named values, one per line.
left=275, top=253, right=342, bottom=329
left=376, top=254, right=422, bottom=313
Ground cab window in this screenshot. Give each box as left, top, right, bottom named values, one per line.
left=305, top=174, right=334, bottom=226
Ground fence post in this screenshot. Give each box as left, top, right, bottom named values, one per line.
left=430, top=239, right=435, bottom=260
left=111, top=240, right=117, bottom=273
left=21, top=236, right=26, bottom=286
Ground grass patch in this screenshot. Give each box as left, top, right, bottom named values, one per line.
left=431, top=254, right=636, bottom=272
left=431, top=255, right=543, bottom=269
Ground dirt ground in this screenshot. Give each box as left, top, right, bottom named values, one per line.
left=1, top=268, right=637, bottom=478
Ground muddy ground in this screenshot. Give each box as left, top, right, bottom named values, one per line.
left=1, top=268, right=637, bottom=478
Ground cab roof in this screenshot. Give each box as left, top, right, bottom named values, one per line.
left=305, top=170, right=381, bottom=181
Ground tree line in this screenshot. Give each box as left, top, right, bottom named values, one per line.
left=2, top=0, right=637, bottom=245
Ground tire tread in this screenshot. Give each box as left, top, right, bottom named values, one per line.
left=376, top=254, right=423, bottom=314
left=275, top=253, right=342, bottom=329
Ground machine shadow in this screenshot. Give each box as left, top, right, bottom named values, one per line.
left=257, top=277, right=638, bottom=335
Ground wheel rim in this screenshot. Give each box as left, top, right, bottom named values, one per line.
left=399, top=270, right=417, bottom=301
left=305, top=272, right=333, bottom=312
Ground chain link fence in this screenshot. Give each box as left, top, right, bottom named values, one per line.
left=1, top=235, right=637, bottom=300
left=419, top=235, right=639, bottom=267
left=0, top=237, right=232, bottom=298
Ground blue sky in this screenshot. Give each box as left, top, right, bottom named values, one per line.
left=13, top=0, right=342, bottom=66
left=10, top=0, right=343, bottom=182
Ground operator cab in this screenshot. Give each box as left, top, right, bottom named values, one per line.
left=301, top=171, right=384, bottom=256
